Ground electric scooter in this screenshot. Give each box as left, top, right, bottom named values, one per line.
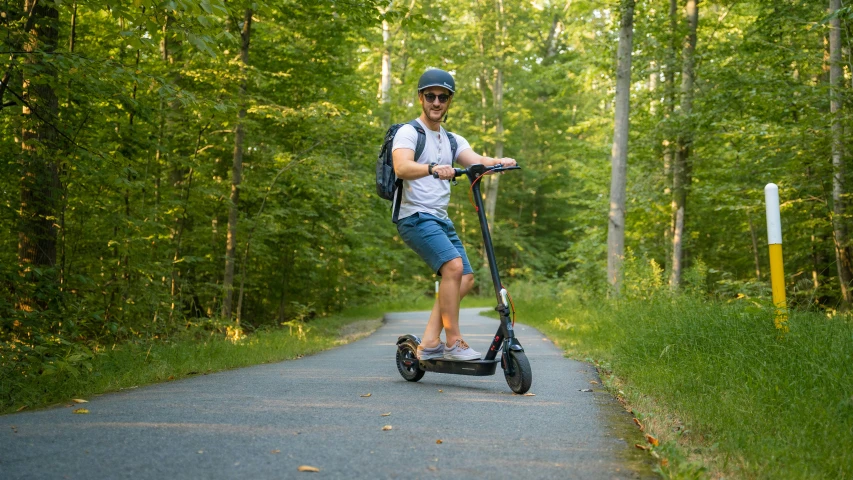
left=395, top=163, right=532, bottom=394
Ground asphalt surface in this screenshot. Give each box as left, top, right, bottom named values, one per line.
left=1, top=308, right=655, bottom=479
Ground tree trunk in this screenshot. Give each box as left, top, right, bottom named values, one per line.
left=663, top=0, right=677, bottom=269
left=482, top=0, right=506, bottom=274
left=669, top=0, right=698, bottom=289
left=649, top=60, right=658, bottom=116
left=153, top=17, right=169, bottom=266
left=168, top=120, right=206, bottom=322
left=60, top=1, right=78, bottom=290
left=18, top=0, right=60, bottom=310
left=222, top=9, right=252, bottom=322
left=543, top=12, right=561, bottom=61
left=747, top=210, right=760, bottom=280
left=606, top=0, right=635, bottom=296
left=483, top=67, right=503, bottom=231
left=379, top=11, right=392, bottom=123
left=829, top=0, right=853, bottom=306
left=483, top=0, right=506, bottom=234
left=811, top=213, right=821, bottom=290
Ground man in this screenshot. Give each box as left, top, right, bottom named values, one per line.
left=392, top=68, right=517, bottom=361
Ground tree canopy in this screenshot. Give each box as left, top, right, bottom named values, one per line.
left=2, top=0, right=851, bottom=366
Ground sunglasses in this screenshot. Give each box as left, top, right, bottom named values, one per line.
left=423, top=92, right=451, bottom=104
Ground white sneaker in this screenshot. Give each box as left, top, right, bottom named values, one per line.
left=417, top=342, right=444, bottom=360
left=443, top=339, right=481, bottom=361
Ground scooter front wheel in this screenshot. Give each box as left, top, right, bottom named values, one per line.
left=504, top=351, right=532, bottom=394
left=396, top=340, right=425, bottom=382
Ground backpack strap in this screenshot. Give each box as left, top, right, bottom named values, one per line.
left=447, top=132, right=458, bottom=163
left=393, top=120, right=427, bottom=223
left=409, top=120, right=427, bottom=162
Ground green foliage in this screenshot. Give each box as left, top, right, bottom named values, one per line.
left=513, top=283, right=853, bottom=478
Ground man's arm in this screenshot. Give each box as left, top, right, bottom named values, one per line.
left=393, top=148, right=456, bottom=181
left=456, top=148, right=517, bottom=168
left=393, top=148, right=431, bottom=180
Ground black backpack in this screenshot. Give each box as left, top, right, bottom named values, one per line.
left=376, top=119, right=457, bottom=223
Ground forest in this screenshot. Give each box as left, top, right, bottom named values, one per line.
left=1, top=0, right=851, bottom=377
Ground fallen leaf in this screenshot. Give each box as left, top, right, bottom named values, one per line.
left=427, top=466, right=438, bottom=471
left=197, top=450, right=204, bottom=454
left=360, top=393, right=372, bottom=397
left=382, top=425, right=393, bottom=431
left=589, top=380, right=599, bottom=385
left=72, top=408, right=89, bottom=414
left=438, top=390, right=443, bottom=393
left=380, top=412, right=391, bottom=417
left=579, top=388, right=593, bottom=392
left=435, top=439, right=443, bottom=444
left=645, top=434, right=659, bottom=447
left=16, top=405, right=27, bottom=412
left=633, top=418, right=644, bottom=431
left=72, top=399, right=88, bottom=404
left=271, top=449, right=281, bottom=454
left=522, top=392, right=535, bottom=396
left=634, top=444, right=650, bottom=451
left=298, top=465, right=320, bottom=472
left=168, top=376, right=175, bottom=380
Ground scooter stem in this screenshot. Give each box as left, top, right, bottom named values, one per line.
left=466, top=165, right=503, bottom=303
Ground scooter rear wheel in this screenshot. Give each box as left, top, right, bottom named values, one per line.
left=504, top=351, right=532, bottom=394
left=396, top=341, right=425, bottom=382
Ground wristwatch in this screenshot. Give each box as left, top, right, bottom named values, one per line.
left=428, top=163, right=437, bottom=175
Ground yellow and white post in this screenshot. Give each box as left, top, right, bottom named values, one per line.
left=764, top=183, right=788, bottom=332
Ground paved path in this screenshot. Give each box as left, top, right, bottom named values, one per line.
left=1, top=308, right=654, bottom=479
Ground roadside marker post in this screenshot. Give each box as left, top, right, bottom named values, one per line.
left=764, top=183, right=788, bottom=332
left=435, top=280, right=439, bottom=300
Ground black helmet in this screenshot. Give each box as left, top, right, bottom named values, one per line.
left=418, top=69, right=455, bottom=94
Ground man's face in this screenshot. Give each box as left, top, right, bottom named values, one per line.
left=419, top=86, right=452, bottom=123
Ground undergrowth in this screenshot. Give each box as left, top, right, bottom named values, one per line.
left=505, top=271, right=853, bottom=478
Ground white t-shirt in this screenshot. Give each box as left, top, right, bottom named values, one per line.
left=391, top=118, right=471, bottom=220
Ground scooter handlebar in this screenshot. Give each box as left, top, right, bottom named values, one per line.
left=431, top=163, right=521, bottom=179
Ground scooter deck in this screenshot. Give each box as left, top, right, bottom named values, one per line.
left=419, top=358, right=499, bottom=376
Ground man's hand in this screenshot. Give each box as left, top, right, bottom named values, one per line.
left=485, top=157, right=517, bottom=174
left=432, top=164, right=456, bottom=181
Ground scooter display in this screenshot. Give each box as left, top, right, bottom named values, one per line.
left=395, top=163, right=532, bottom=394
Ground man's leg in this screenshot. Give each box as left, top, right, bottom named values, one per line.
left=438, top=258, right=465, bottom=346
left=421, top=272, right=474, bottom=347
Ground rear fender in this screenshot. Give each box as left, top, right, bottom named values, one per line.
left=396, top=334, right=421, bottom=348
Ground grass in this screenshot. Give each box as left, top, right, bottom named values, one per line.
left=506, top=283, right=853, bottom=479
left=1, top=292, right=491, bottom=415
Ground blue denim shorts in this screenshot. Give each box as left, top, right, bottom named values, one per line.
left=397, top=212, right=474, bottom=276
